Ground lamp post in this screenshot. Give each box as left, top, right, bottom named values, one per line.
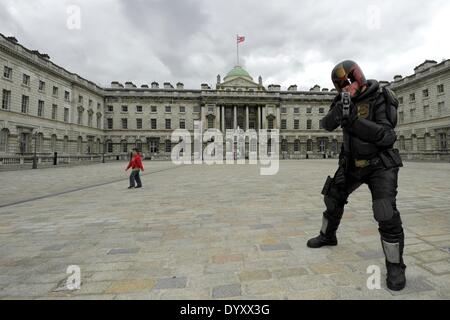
left=32, top=131, right=37, bottom=169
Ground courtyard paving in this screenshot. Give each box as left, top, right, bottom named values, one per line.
left=0, top=160, right=449, bottom=300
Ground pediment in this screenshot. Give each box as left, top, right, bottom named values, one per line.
left=219, top=76, right=260, bottom=89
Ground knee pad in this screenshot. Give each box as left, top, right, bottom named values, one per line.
left=372, top=198, right=394, bottom=222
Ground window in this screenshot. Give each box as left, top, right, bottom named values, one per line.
left=88, top=99, right=93, bottom=107
left=52, top=104, right=57, bottom=120
left=410, top=108, right=416, bottom=120
left=399, top=136, right=405, bottom=150
left=88, top=113, right=93, bottom=127
left=107, top=118, right=113, bottom=129
left=409, top=93, right=415, bottom=102
left=121, top=141, right=128, bottom=153
left=151, top=105, right=157, bottom=113
left=179, top=106, right=185, bottom=113
left=3, top=66, right=12, bottom=79
left=121, top=105, right=128, bottom=112
left=423, top=105, right=430, bottom=119
left=165, top=119, right=171, bottom=129
left=63, top=136, right=69, bottom=153
left=136, top=118, right=142, bottom=129
left=319, top=108, right=325, bottom=114
left=21, top=95, right=29, bottom=113
left=78, top=95, right=83, bottom=104
left=294, top=139, right=300, bottom=152
left=136, top=105, right=143, bottom=113
left=398, top=97, right=404, bottom=105
left=2, top=90, right=11, bottom=110
left=306, top=107, right=312, bottom=114
left=151, top=119, right=157, bottom=129
left=319, top=119, right=323, bottom=129
left=64, top=91, right=70, bottom=102
left=150, top=139, right=158, bottom=153
left=437, top=84, right=444, bottom=94
left=294, top=107, right=300, bottom=114
left=208, top=106, right=214, bottom=113
left=165, top=106, right=171, bottom=113
left=281, top=139, right=288, bottom=152
left=281, top=119, right=287, bottom=130
left=106, top=141, right=113, bottom=153
left=64, top=108, right=69, bottom=122
left=77, top=110, right=83, bottom=125
left=97, top=103, right=101, bottom=110
left=53, top=86, right=59, bottom=96
left=438, top=102, right=445, bottom=115
left=207, top=117, right=214, bottom=129
left=268, top=118, right=274, bottom=129
left=180, top=119, right=186, bottom=129
left=307, top=119, right=312, bottom=130
left=0, top=129, right=9, bottom=153
left=97, top=114, right=102, bottom=129
left=38, top=80, right=46, bottom=92
left=38, top=100, right=44, bottom=117
left=294, top=119, right=299, bottom=130
left=399, top=111, right=404, bottom=123
left=439, top=133, right=447, bottom=150
left=422, top=89, right=429, bottom=98
left=165, top=140, right=172, bottom=152
left=121, top=118, right=128, bottom=129
left=107, top=105, right=113, bottom=112
left=51, top=135, right=57, bottom=152
left=307, top=139, right=313, bottom=152
left=23, top=74, right=30, bottom=86
left=281, top=107, right=287, bottom=114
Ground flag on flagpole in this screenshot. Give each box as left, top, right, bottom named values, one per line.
left=237, top=35, right=245, bottom=44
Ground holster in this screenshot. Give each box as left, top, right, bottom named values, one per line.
left=321, top=176, right=333, bottom=196
left=379, top=148, right=403, bottom=169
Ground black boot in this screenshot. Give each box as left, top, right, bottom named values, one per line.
left=381, top=234, right=406, bottom=291
left=307, top=215, right=339, bottom=248
left=307, top=232, right=337, bottom=248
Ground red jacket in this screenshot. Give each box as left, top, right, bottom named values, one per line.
left=126, top=154, right=144, bottom=171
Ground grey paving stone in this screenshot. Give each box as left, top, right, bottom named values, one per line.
left=356, top=250, right=385, bottom=259
left=260, top=243, right=292, bottom=251
left=107, top=248, right=140, bottom=255
left=212, top=284, right=242, bottom=298
left=153, top=277, right=187, bottom=290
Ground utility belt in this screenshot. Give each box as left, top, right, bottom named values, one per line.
left=340, top=148, right=403, bottom=170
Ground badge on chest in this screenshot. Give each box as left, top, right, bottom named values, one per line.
left=357, top=103, right=370, bottom=119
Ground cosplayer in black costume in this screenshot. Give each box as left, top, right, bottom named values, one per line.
left=307, top=60, right=406, bottom=291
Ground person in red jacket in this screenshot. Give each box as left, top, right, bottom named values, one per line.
left=125, top=148, right=144, bottom=189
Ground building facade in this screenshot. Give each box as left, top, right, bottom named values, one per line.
left=1, top=33, right=449, bottom=161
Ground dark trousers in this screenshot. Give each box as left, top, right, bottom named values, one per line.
left=129, top=170, right=142, bottom=187
left=322, top=163, right=403, bottom=242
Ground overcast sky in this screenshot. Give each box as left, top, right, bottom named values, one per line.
left=1, top=0, right=449, bottom=90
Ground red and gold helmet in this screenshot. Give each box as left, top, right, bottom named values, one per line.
left=331, top=60, right=367, bottom=94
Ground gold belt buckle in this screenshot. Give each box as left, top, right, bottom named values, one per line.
left=355, top=159, right=369, bottom=168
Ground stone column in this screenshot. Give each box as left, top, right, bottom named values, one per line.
left=233, top=106, right=237, bottom=129
left=276, top=106, right=281, bottom=129
left=215, top=106, right=220, bottom=129
left=221, top=106, right=225, bottom=132
left=258, top=106, right=262, bottom=130
left=263, top=105, right=268, bottom=129
left=245, top=105, right=249, bottom=131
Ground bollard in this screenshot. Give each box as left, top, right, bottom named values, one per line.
left=53, top=152, right=58, bottom=165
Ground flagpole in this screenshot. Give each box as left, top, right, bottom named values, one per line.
left=236, top=34, right=239, bottom=66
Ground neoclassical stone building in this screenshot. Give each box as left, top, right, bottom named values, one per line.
left=0, top=33, right=449, bottom=161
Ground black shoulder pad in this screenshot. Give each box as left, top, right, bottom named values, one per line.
left=382, top=87, right=399, bottom=109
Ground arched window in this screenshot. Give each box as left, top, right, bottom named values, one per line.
left=294, top=139, right=300, bottom=152
left=63, top=136, right=69, bottom=153
left=95, top=139, right=101, bottom=153
left=121, top=140, right=128, bottom=153
left=165, top=139, right=172, bottom=153
left=281, top=139, right=288, bottom=152
left=398, top=136, right=405, bottom=151
left=424, top=133, right=431, bottom=151
left=307, top=119, right=312, bottom=130
left=0, top=128, right=9, bottom=153
left=411, top=135, right=417, bottom=151
left=77, top=136, right=83, bottom=154
left=105, top=140, right=113, bottom=153
left=51, top=134, right=57, bottom=152
left=307, top=139, right=313, bottom=152
left=36, top=133, right=44, bottom=153
left=331, top=139, right=338, bottom=153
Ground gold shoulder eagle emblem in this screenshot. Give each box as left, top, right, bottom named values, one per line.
left=357, top=103, right=370, bottom=119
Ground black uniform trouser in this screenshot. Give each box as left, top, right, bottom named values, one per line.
left=321, top=162, right=403, bottom=243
